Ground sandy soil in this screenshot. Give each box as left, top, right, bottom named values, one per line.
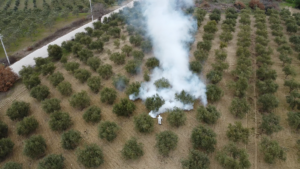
left=1, top=12, right=300, bottom=169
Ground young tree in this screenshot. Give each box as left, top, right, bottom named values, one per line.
left=38, top=154, right=65, bottom=169
left=229, top=98, right=250, bottom=118
left=197, top=105, right=220, bottom=124
left=0, top=121, right=8, bottom=139
left=125, top=60, right=140, bottom=75
left=98, top=121, right=119, bottom=142
left=181, top=149, right=210, bottom=169
left=113, top=98, right=136, bottom=117
left=42, top=98, right=61, bottom=114
left=97, top=64, right=113, bottom=79
left=215, top=143, right=251, bottom=169
left=109, top=52, right=126, bottom=65
left=167, top=108, right=186, bottom=128
left=206, top=84, right=224, bottom=102
left=100, top=87, right=117, bottom=104
left=41, top=63, right=56, bottom=76
left=83, top=106, right=101, bottom=123
left=49, top=72, right=64, bottom=87
left=77, top=143, right=104, bottom=169
left=49, top=111, right=72, bottom=131
left=61, top=130, right=81, bottom=150
left=23, top=135, right=46, bottom=159
left=17, top=116, right=39, bottom=136
left=64, top=62, right=80, bottom=73
left=87, top=76, right=101, bottom=93
left=69, top=91, right=90, bottom=110
left=191, top=125, right=217, bottom=153
left=121, top=45, right=133, bottom=57
left=126, top=82, right=141, bottom=97
left=260, top=137, right=286, bottom=164
left=48, top=44, right=63, bottom=61
left=145, top=94, right=165, bottom=112
left=1, top=162, right=22, bottom=169
left=121, top=137, right=144, bottom=160
left=57, top=81, right=72, bottom=96
left=134, top=113, right=154, bottom=133
left=23, top=75, right=41, bottom=89
left=155, top=131, right=178, bottom=156
left=258, top=94, right=279, bottom=112
left=0, top=138, right=14, bottom=161
left=112, top=74, right=129, bottom=91
left=226, top=122, right=249, bottom=143
left=189, top=61, right=202, bottom=73
left=260, top=113, right=282, bottom=135
left=6, top=101, right=30, bottom=120
left=87, top=57, right=101, bottom=71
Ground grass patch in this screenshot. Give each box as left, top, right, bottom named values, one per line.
left=280, top=2, right=296, bottom=8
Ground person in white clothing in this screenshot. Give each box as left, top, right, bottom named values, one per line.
left=158, top=115, right=162, bottom=125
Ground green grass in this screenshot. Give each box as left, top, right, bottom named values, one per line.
left=280, top=2, right=296, bottom=8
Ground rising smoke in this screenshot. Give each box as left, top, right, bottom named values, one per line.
left=130, top=0, right=207, bottom=117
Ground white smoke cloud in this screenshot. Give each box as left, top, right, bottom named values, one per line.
left=130, top=0, right=207, bottom=117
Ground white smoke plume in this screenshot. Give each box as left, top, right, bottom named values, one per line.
left=130, top=0, right=207, bottom=117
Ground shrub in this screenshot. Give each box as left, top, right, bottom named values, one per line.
left=38, top=154, right=64, bottom=169
left=189, top=61, right=202, bottom=73
left=23, top=135, right=46, bottom=159
left=216, top=143, right=251, bottom=169
left=132, top=50, right=144, bottom=61
left=175, top=90, right=194, bottom=105
left=154, top=78, right=171, bottom=89
left=69, top=91, right=90, bottom=110
left=126, top=82, right=140, bottom=97
left=17, top=116, right=39, bottom=136
left=112, top=74, right=129, bottom=91
left=87, top=76, right=101, bottom=93
left=181, top=149, right=210, bottom=169
left=98, top=121, right=119, bottom=142
left=260, top=113, right=282, bottom=135
left=100, top=87, right=117, bottom=104
left=155, top=131, right=178, bottom=156
left=260, top=137, right=286, bottom=164
left=206, top=84, right=223, bottom=102
left=0, top=121, right=8, bottom=139
left=1, top=162, right=22, bottom=169
left=226, top=122, right=249, bottom=143
left=6, top=101, right=30, bottom=120
left=57, top=81, right=72, bottom=96
left=64, top=62, right=79, bottom=73
left=0, top=138, right=14, bottom=161
left=197, top=41, right=212, bottom=51
left=258, top=94, right=279, bottom=112
left=87, top=57, right=101, bottom=71
left=167, top=108, right=186, bottom=127
left=145, top=94, right=165, bottom=112
left=49, top=111, right=72, bottom=131
left=191, top=125, right=216, bottom=153
left=49, top=72, right=64, bottom=87
left=197, top=105, right=220, bottom=124
left=146, top=58, right=160, bottom=69
left=125, top=60, right=140, bottom=75
left=121, top=137, right=144, bottom=160
left=229, top=98, right=250, bottom=118
left=206, top=70, right=222, bottom=84
left=204, top=21, right=217, bottom=33
left=0, top=66, right=18, bottom=92
left=109, top=52, right=125, bottom=65
left=77, top=144, right=104, bottom=168
left=134, top=113, right=154, bottom=133
left=74, top=69, right=91, bottom=83
left=61, top=130, right=81, bottom=150
left=48, top=44, right=62, bottom=61
left=23, top=75, right=41, bottom=89
left=42, top=98, right=61, bottom=114
left=83, top=106, right=101, bottom=123
left=41, top=63, right=56, bottom=76
left=113, top=98, right=136, bottom=117
left=97, top=64, right=113, bottom=79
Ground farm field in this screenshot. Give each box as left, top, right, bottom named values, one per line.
left=1, top=2, right=300, bottom=169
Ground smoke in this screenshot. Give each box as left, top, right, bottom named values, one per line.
left=130, top=0, right=207, bottom=117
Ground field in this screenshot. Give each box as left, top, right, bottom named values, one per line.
left=1, top=3, right=300, bottom=169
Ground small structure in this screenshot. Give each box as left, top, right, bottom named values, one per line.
left=158, top=115, right=162, bottom=125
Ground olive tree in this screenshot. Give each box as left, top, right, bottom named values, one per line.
left=197, top=105, right=220, bottom=124
left=109, top=52, right=125, bottom=65
left=256, top=80, right=279, bottom=94
left=226, top=122, right=249, bottom=143
left=74, top=69, right=91, bottom=83
left=61, top=130, right=81, bottom=150
left=100, top=87, right=117, bottom=104
left=41, top=63, right=56, bottom=76
left=260, top=137, right=286, bottom=164
left=229, top=98, right=250, bottom=119
left=17, top=116, right=39, bottom=136
left=97, top=64, right=113, bottom=79
left=134, top=113, right=154, bottom=133
left=145, top=94, right=165, bottom=112
left=126, top=82, right=140, bottom=97
left=206, top=70, right=223, bottom=84
left=155, top=131, right=178, bottom=156
left=87, top=57, right=101, bottom=71
left=287, top=111, right=300, bottom=130
left=38, top=154, right=65, bottom=169
left=42, top=98, right=61, bottom=114
left=0, top=138, right=14, bottom=161
left=154, top=78, right=171, bottom=89
left=48, top=44, right=63, bottom=61
left=49, top=72, right=64, bottom=87
left=286, top=90, right=300, bottom=110
left=125, top=60, right=140, bottom=75
left=57, top=81, right=72, bottom=96
left=146, top=58, right=160, bottom=70
left=181, top=150, right=210, bottom=169
left=83, top=106, right=101, bottom=123
left=1, top=162, right=22, bottom=169
left=6, top=101, right=30, bottom=120
left=194, top=50, right=209, bottom=62
left=0, top=121, right=8, bottom=139
left=30, top=85, right=50, bottom=101
left=49, top=111, right=72, bottom=131
left=77, top=144, right=104, bottom=168
left=191, top=125, right=216, bottom=153
left=23, top=75, right=41, bottom=89
left=167, top=108, right=186, bottom=128
left=284, top=78, right=300, bottom=92
left=69, top=91, right=91, bottom=110
left=121, top=45, right=133, bottom=56
left=121, top=137, right=144, bottom=160
left=132, top=50, right=144, bottom=61
left=98, top=121, right=119, bottom=142
left=89, top=40, right=103, bottom=51
left=64, top=62, right=79, bottom=73
left=87, top=76, right=101, bottom=93
left=258, top=94, right=279, bottom=112
left=206, top=84, right=223, bottom=102
left=23, top=135, right=46, bottom=159
left=175, top=90, right=195, bottom=105
left=113, top=98, right=136, bottom=117
left=189, top=61, right=202, bottom=73
left=112, top=74, right=129, bottom=91
left=260, top=113, right=282, bottom=135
